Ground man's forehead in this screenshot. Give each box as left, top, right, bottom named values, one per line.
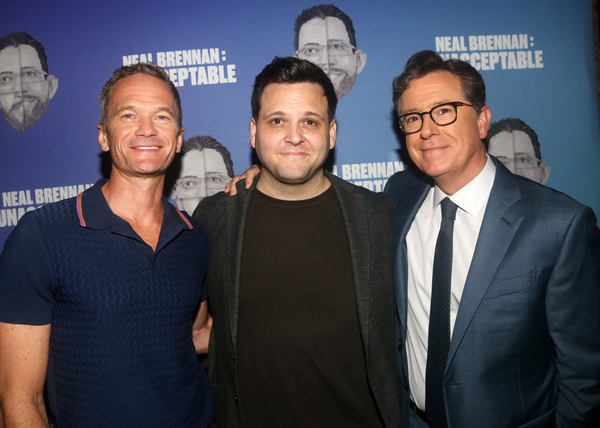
left=180, top=150, right=207, bottom=175
left=0, top=45, right=43, bottom=72
left=181, top=148, right=227, bottom=175
left=261, top=82, right=327, bottom=109
left=490, top=130, right=534, bottom=156
left=399, top=72, right=464, bottom=112
left=111, top=74, right=175, bottom=107
left=298, top=17, right=349, bottom=45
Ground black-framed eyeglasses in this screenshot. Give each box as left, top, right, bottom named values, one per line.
left=398, top=101, right=475, bottom=135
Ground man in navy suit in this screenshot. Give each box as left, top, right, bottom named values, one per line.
left=385, top=50, right=600, bottom=427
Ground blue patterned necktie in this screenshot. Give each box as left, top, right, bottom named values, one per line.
left=426, top=197, right=458, bottom=428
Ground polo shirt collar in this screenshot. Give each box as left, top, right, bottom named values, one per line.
left=76, top=179, right=193, bottom=233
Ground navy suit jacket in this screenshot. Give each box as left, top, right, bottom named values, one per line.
left=385, top=159, right=600, bottom=427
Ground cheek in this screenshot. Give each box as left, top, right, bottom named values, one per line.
left=255, top=131, right=278, bottom=150
left=0, top=93, right=14, bottom=108
left=337, top=54, right=356, bottom=66
left=405, top=138, right=420, bottom=156
left=25, top=83, right=48, bottom=97
left=521, top=169, right=540, bottom=180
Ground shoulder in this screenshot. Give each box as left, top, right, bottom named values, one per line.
left=328, top=173, right=394, bottom=215
left=490, top=159, right=588, bottom=218
left=27, top=197, right=78, bottom=230
left=193, top=181, right=253, bottom=229
left=193, top=191, right=229, bottom=222
left=386, top=168, right=431, bottom=191
left=169, top=205, right=209, bottom=239
left=490, top=171, right=599, bottom=245
left=509, top=174, right=593, bottom=221
left=384, top=168, right=431, bottom=208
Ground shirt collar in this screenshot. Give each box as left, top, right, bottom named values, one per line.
left=76, top=179, right=193, bottom=231
left=433, top=154, right=496, bottom=217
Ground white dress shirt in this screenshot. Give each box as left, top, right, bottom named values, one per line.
left=406, top=155, right=496, bottom=410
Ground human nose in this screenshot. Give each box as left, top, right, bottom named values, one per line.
left=500, top=158, right=516, bottom=173
left=196, top=183, right=208, bottom=197
left=136, top=116, right=158, bottom=137
left=419, top=113, right=439, bottom=138
left=10, top=75, right=24, bottom=94
left=316, top=49, right=336, bottom=70
left=285, top=123, right=304, bottom=145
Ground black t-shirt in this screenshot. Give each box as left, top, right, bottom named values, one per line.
left=237, top=187, right=383, bottom=427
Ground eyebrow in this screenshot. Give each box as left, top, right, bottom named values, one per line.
left=300, top=39, right=348, bottom=46
left=263, top=111, right=326, bottom=121
left=115, top=105, right=175, bottom=116
left=401, top=100, right=454, bottom=114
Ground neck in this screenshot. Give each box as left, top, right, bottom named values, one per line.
left=436, top=152, right=487, bottom=195
left=256, top=171, right=331, bottom=201
left=101, top=172, right=166, bottom=249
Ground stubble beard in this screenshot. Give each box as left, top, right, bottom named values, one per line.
left=329, top=69, right=357, bottom=99
left=3, top=96, right=49, bottom=133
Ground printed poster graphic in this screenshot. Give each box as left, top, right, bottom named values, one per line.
left=1, top=0, right=599, bottom=247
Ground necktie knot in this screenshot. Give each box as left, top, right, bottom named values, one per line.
left=440, top=198, right=458, bottom=222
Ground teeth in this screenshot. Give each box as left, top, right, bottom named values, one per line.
left=136, top=146, right=160, bottom=150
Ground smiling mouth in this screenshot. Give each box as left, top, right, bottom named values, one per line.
left=133, top=146, right=161, bottom=150
left=279, top=151, right=309, bottom=156
left=422, top=145, right=448, bottom=152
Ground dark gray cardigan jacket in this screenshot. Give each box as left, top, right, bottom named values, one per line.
left=193, top=172, right=401, bottom=427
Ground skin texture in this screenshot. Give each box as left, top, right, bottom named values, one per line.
left=297, top=17, right=366, bottom=99
left=97, top=74, right=184, bottom=250
left=250, top=82, right=336, bottom=200
left=98, top=74, right=183, bottom=182
left=488, top=130, right=550, bottom=184
left=0, top=45, right=58, bottom=132
left=0, top=323, right=51, bottom=427
left=0, top=73, right=211, bottom=427
left=398, top=71, right=491, bottom=195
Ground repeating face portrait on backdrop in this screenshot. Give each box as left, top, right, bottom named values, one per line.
left=169, top=135, right=234, bottom=214
left=0, top=32, right=58, bottom=133
left=486, top=118, right=550, bottom=185
left=294, top=4, right=366, bottom=100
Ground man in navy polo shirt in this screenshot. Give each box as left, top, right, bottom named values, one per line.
left=0, top=63, right=214, bottom=427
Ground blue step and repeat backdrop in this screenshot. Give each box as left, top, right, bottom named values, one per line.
left=1, top=0, right=599, bottom=247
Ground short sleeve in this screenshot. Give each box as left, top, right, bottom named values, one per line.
left=0, top=211, right=54, bottom=325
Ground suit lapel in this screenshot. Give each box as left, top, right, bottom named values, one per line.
left=329, top=174, right=372, bottom=348
left=390, top=176, right=430, bottom=337
left=447, top=164, right=524, bottom=366
left=226, top=179, right=255, bottom=350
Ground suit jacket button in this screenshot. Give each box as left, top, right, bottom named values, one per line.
left=404, top=382, right=409, bottom=390
left=231, top=353, right=236, bottom=360
left=233, top=396, right=239, bottom=403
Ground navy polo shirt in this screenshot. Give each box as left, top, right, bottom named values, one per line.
left=0, top=180, right=213, bottom=427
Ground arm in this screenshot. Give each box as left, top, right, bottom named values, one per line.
left=192, top=300, right=212, bottom=354
left=547, top=206, right=600, bottom=425
left=0, top=322, right=51, bottom=428
left=224, top=164, right=260, bottom=195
